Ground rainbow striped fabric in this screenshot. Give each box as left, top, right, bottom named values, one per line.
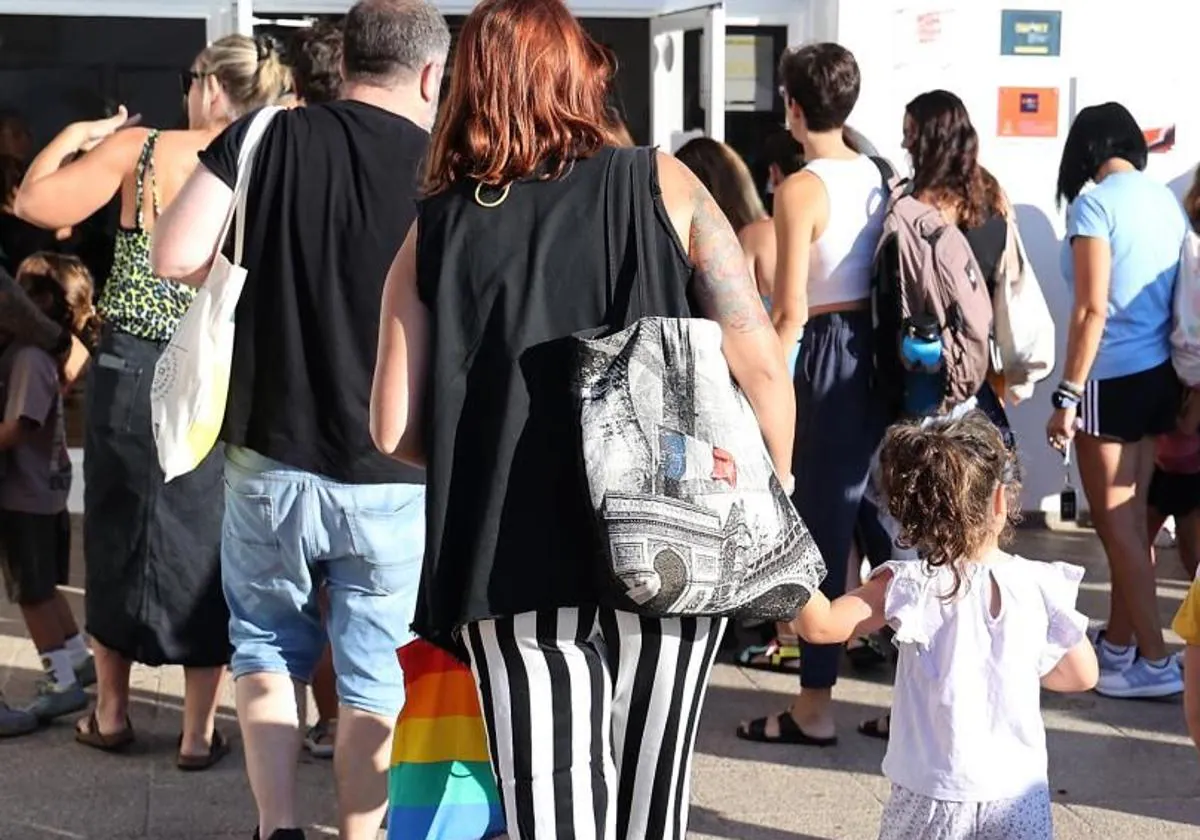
left=388, top=639, right=506, bottom=840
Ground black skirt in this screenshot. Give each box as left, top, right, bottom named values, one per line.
left=83, top=329, right=229, bottom=667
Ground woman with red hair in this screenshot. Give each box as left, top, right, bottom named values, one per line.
left=370, top=0, right=794, bottom=836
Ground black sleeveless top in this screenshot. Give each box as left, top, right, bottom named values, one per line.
left=413, top=147, right=695, bottom=651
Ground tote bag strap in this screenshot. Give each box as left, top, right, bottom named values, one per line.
left=210, top=105, right=283, bottom=267
left=604, top=146, right=662, bottom=330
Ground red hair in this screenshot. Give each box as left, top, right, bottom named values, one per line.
left=424, top=0, right=623, bottom=193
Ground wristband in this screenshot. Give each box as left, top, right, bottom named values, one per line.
left=1051, top=388, right=1081, bottom=410
left=1058, top=379, right=1084, bottom=398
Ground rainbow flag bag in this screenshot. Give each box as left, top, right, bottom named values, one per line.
left=388, top=640, right=506, bottom=840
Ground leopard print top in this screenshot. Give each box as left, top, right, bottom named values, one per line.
left=97, top=130, right=197, bottom=342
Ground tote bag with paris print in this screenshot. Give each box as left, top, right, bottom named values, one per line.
left=150, top=106, right=281, bottom=482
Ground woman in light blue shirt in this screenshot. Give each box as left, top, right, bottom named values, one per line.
left=1048, top=102, right=1186, bottom=700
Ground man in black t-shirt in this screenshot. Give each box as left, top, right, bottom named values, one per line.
left=151, top=3, right=449, bottom=839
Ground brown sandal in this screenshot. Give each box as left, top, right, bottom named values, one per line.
left=177, top=728, right=231, bottom=772
left=75, top=710, right=135, bottom=752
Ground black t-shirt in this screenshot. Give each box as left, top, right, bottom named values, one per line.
left=963, top=213, right=1008, bottom=297
left=199, top=100, right=425, bottom=485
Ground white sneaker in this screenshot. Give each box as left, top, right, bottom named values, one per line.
left=1096, top=657, right=1184, bottom=699
left=1155, top=519, right=1177, bottom=548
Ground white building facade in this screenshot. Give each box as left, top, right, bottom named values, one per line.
left=13, top=0, right=1200, bottom=516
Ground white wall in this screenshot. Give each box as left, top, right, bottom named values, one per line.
left=836, top=0, right=1200, bottom=514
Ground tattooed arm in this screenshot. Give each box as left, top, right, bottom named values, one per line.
left=657, top=151, right=795, bottom=479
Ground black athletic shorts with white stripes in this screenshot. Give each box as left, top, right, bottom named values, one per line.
left=1079, top=361, right=1180, bottom=443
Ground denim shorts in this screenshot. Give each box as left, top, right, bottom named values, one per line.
left=222, top=445, right=425, bottom=717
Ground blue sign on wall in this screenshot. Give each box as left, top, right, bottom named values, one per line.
left=1000, top=9, right=1062, bottom=57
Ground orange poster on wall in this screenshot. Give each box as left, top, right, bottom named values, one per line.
left=997, top=87, right=1059, bottom=137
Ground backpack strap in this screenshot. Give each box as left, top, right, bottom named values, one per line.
left=870, top=155, right=910, bottom=202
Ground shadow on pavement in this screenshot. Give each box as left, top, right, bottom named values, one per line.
left=690, top=805, right=826, bottom=840
left=697, top=679, right=1200, bottom=829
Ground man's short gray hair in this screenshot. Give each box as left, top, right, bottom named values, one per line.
left=343, top=0, right=451, bottom=86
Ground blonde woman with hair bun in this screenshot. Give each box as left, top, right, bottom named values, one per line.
left=12, top=34, right=291, bottom=767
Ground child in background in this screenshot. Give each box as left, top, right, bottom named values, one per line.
left=792, top=412, right=1098, bottom=839
left=1148, top=390, right=1200, bottom=580
left=1167, top=389, right=1200, bottom=756
left=0, top=253, right=98, bottom=726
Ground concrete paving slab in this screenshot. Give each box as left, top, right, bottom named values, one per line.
left=2, top=526, right=1200, bottom=838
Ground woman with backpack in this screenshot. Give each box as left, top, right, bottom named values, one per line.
left=1047, top=102, right=1187, bottom=700
left=856, top=89, right=1056, bottom=741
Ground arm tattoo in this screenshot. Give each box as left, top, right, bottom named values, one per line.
left=0, top=269, right=63, bottom=353
left=688, top=183, right=771, bottom=333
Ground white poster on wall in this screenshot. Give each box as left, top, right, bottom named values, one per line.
left=1071, top=73, right=1196, bottom=195
left=892, top=7, right=958, bottom=71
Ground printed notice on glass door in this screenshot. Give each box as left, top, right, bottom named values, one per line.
left=997, top=87, right=1059, bottom=137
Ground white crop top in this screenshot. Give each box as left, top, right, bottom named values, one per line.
left=871, top=556, right=1088, bottom=803
left=803, top=156, right=887, bottom=309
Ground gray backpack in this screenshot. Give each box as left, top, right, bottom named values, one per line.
left=871, top=186, right=994, bottom=415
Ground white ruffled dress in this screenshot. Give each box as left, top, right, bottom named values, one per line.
left=872, top=554, right=1089, bottom=840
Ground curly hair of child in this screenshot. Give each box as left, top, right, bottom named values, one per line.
left=877, top=411, right=1023, bottom=597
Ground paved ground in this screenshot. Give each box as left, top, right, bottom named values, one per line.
left=1, top=523, right=1198, bottom=839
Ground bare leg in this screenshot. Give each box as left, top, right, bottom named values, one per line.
left=1148, top=506, right=1168, bottom=570
left=1077, top=434, right=1165, bottom=659
left=76, top=640, right=131, bottom=736
left=334, top=704, right=395, bottom=840
left=787, top=687, right=834, bottom=740
left=311, top=647, right=337, bottom=723
left=237, top=673, right=305, bottom=839
left=180, top=666, right=225, bottom=757
left=312, top=588, right=338, bottom=725
left=1178, top=511, right=1200, bottom=580
left=20, top=599, right=68, bottom=653
left=52, top=592, right=81, bottom=639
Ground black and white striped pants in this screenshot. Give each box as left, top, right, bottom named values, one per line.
left=462, top=608, right=726, bottom=840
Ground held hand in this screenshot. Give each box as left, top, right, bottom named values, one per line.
left=59, top=335, right=91, bottom=392
left=75, top=106, right=135, bottom=153
left=1046, top=406, right=1078, bottom=452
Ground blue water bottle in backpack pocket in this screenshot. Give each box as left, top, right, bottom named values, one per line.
left=900, top=315, right=944, bottom=417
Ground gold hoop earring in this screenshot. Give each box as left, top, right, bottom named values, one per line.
left=474, top=182, right=510, bottom=208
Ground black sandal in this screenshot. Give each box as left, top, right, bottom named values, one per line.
left=846, top=635, right=888, bottom=670
left=857, top=713, right=891, bottom=741
left=177, top=728, right=231, bottom=772
left=736, top=710, right=838, bottom=747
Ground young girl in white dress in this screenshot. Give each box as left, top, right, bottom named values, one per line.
left=794, top=412, right=1100, bottom=839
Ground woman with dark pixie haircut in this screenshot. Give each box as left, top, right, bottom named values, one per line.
left=739, top=42, right=895, bottom=749
left=370, top=0, right=794, bottom=835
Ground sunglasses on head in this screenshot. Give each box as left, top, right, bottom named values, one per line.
left=179, top=70, right=210, bottom=95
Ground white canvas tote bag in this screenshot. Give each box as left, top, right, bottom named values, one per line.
left=150, top=106, right=281, bottom=481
